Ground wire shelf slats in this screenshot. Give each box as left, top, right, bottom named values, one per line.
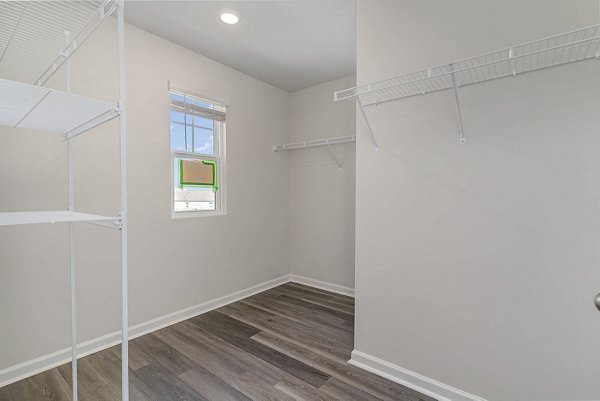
left=0, top=0, right=113, bottom=85
left=335, top=25, right=600, bottom=106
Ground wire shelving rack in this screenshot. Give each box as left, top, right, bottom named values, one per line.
left=335, top=25, right=600, bottom=145
left=0, top=1, right=129, bottom=400
left=273, top=135, right=355, bottom=169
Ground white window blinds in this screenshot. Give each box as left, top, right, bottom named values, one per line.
left=168, top=83, right=226, bottom=122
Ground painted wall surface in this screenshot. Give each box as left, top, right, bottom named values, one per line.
left=354, top=1, right=600, bottom=400
left=287, top=75, right=356, bottom=288
left=0, top=20, right=291, bottom=370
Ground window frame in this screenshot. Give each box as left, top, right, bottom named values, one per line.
left=169, top=87, right=227, bottom=218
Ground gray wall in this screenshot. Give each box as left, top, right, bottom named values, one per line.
left=288, top=75, right=356, bottom=288
left=0, top=18, right=357, bottom=375
left=354, top=0, right=600, bottom=400
left=0, top=20, right=290, bottom=370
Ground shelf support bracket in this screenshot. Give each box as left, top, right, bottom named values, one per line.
left=449, top=64, right=467, bottom=144
left=357, top=98, right=379, bottom=150
left=326, top=143, right=344, bottom=170
left=83, top=218, right=122, bottom=230
left=63, top=108, right=120, bottom=141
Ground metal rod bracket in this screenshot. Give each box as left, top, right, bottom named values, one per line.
left=326, top=143, right=344, bottom=170
left=450, top=64, right=467, bottom=144
left=357, top=98, right=379, bottom=150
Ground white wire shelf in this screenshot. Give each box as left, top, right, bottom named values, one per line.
left=0, top=0, right=115, bottom=85
left=335, top=25, right=600, bottom=106
left=273, top=135, right=356, bottom=151
left=0, top=79, right=119, bottom=138
left=0, top=211, right=120, bottom=228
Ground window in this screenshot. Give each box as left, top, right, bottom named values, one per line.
left=170, top=86, right=226, bottom=216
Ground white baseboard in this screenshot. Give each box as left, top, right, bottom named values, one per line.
left=0, top=274, right=290, bottom=388
left=0, top=331, right=123, bottom=390
left=288, top=274, right=355, bottom=297
left=0, top=273, right=354, bottom=388
left=127, top=274, right=291, bottom=341
left=349, top=350, right=487, bottom=401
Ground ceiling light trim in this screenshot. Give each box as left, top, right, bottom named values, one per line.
left=219, top=8, right=241, bottom=25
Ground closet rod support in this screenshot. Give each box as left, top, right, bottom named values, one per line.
left=357, top=98, right=379, bottom=150
left=326, top=143, right=343, bottom=170
left=450, top=64, right=467, bottom=144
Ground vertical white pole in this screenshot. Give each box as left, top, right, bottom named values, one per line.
left=116, top=1, right=129, bottom=400
left=65, top=30, right=78, bottom=401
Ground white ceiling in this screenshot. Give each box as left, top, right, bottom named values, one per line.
left=125, top=1, right=357, bottom=92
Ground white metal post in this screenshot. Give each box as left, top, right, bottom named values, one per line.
left=116, top=1, right=129, bottom=400
left=65, top=30, right=78, bottom=401
left=449, top=64, right=467, bottom=144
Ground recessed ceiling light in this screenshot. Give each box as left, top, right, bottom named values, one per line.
left=219, top=9, right=241, bottom=25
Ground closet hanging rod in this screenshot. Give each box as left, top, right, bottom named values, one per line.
left=273, top=135, right=356, bottom=151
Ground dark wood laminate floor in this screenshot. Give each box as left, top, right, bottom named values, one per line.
left=0, top=283, right=436, bottom=401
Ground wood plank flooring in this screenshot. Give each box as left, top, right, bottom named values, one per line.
left=0, top=282, right=436, bottom=401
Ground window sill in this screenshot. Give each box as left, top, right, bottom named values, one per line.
left=171, top=210, right=226, bottom=219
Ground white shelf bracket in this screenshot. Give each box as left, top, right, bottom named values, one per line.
left=63, top=108, right=120, bottom=141
left=449, top=64, right=467, bottom=144
left=357, top=98, right=379, bottom=150
left=84, top=218, right=122, bottom=230
left=326, top=143, right=344, bottom=170
left=13, top=89, right=51, bottom=128
left=509, top=47, right=517, bottom=76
